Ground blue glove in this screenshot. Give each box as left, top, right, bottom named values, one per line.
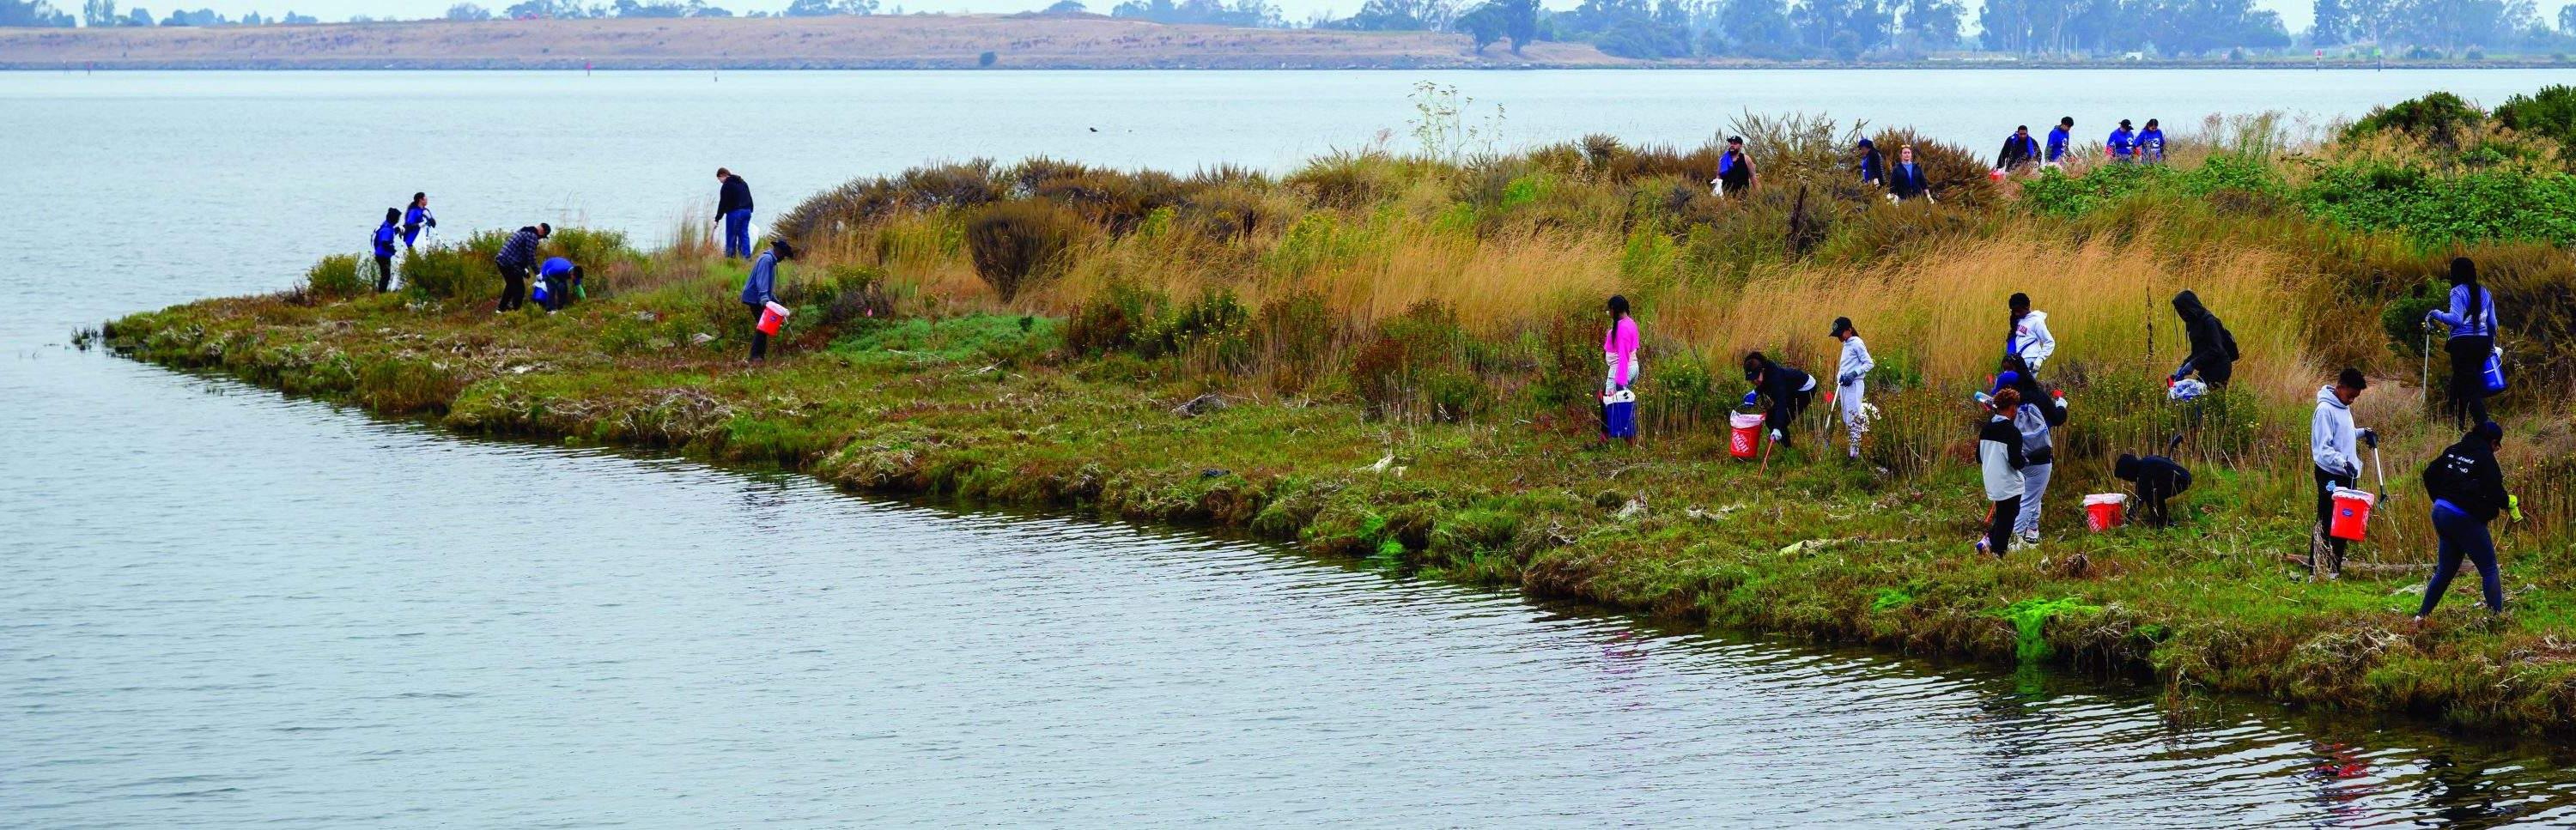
left=1742, top=391, right=1761, bottom=408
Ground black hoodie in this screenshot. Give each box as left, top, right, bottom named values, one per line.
left=2172, top=290, right=2239, bottom=382
left=718, top=174, right=754, bottom=215
left=1744, top=355, right=1813, bottom=404
left=2422, top=432, right=2509, bottom=522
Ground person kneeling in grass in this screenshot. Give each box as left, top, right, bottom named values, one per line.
left=1977, top=387, right=2029, bottom=558
left=2415, top=421, right=2514, bottom=624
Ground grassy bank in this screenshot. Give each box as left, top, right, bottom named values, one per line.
left=109, top=88, right=2576, bottom=731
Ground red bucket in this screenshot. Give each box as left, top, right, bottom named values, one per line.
left=756, top=301, right=790, bottom=336
left=2329, top=488, right=2375, bottom=542
left=1988, top=168, right=2008, bottom=183
left=1728, top=412, right=1765, bottom=460
left=2083, top=494, right=2128, bottom=532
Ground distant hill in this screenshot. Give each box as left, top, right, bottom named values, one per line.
left=0, top=15, right=1634, bottom=70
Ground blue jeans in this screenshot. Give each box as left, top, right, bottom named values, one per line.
left=723, top=208, right=753, bottom=258
left=2419, top=501, right=2503, bottom=615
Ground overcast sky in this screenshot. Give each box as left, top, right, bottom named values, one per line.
left=91, top=0, right=2576, bottom=39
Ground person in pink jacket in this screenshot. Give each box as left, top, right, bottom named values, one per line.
left=1601, top=294, right=1641, bottom=444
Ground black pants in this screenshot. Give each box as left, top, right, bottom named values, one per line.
left=2314, top=466, right=2352, bottom=573
left=498, top=264, right=530, bottom=311
left=1989, top=495, right=2021, bottom=556
left=1767, top=387, right=1814, bottom=445
left=374, top=255, right=394, bottom=292
left=2199, top=360, right=2233, bottom=388
left=748, top=306, right=769, bottom=360
left=2446, top=335, right=2493, bottom=429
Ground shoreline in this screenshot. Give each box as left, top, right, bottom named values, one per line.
left=9, top=59, right=2568, bottom=71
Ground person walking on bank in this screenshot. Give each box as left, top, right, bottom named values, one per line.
left=2138, top=118, right=2167, bottom=163
left=2170, top=289, right=2239, bottom=388
left=1601, top=294, right=1641, bottom=445
left=1998, top=365, right=2063, bottom=546
left=2114, top=452, right=2192, bottom=528
left=372, top=208, right=401, bottom=293
left=2310, top=368, right=2376, bottom=579
left=1741, top=351, right=1815, bottom=449
left=493, top=222, right=549, bottom=313
left=1714, top=136, right=1757, bottom=197
left=1887, top=145, right=1934, bottom=203
left=2106, top=119, right=2138, bottom=162
left=716, top=167, right=755, bottom=259
left=1856, top=137, right=1885, bottom=188
left=401, top=192, right=437, bottom=251
left=739, top=239, right=794, bottom=361
left=2425, top=257, right=2500, bottom=430
left=1996, top=125, right=2041, bottom=172
left=2045, top=117, right=2075, bottom=167
left=1831, top=317, right=1874, bottom=460
left=2006, top=293, right=2056, bottom=373
left=1977, top=387, right=2031, bottom=557
left=2414, top=421, right=2512, bottom=623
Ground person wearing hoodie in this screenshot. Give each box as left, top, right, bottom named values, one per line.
left=1714, top=136, right=1757, bottom=197
left=2310, top=368, right=2375, bottom=579
left=492, top=222, right=549, bottom=313
left=1977, top=387, right=2031, bottom=557
left=2170, top=290, right=2239, bottom=388
left=2106, top=119, right=2138, bottom=162
left=1741, top=351, right=1815, bottom=448
left=1886, top=145, right=1934, bottom=203
left=401, top=192, right=437, bottom=251
left=1831, top=317, right=1874, bottom=459
left=1601, top=294, right=1641, bottom=445
left=538, top=256, right=580, bottom=312
left=739, top=239, right=794, bottom=360
left=1996, top=364, right=2063, bottom=545
left=2005, top=293, right=2057, bottom=372
left=716, top=167, right=756, bottom=260
left=1996, top=125, right=2040, bottom=172
left=372, top=208, right=401, bottom=293
left=2137, top=118, right=2167, bottom=163
left=2114, top=453, right=2192, bottom=528
left=2424, top=257, right=2500, bottom=430
left=2045, top=117, right=2074, bottom=167
left=2415, top=421, right=2512, bottom=621
left=1855, top=138, right=1885, bottom=188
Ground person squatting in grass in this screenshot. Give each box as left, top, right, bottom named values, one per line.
left=1601, top=294, right=1640, bottom=446
left=739, top=239, right=794, bottom=361
left=2310, top=367, right=2377, bottom=579
left=538, top=256, right=581, bottom=313
left=2415, top=420, right=2515, bottom=623
left=2425, top=256, right=2500, bottom=431
left=1999, top=358, right=2067, bottom=545
left=1977, top=387, right=2030, bottom=558
left=492, top=222, right=549, bottom=313
left=401, top=191, right=436, bottom=251
left=716, top=167, right=756, bottom=260
left=1831, top=316, right=1873, bottom=460
left=2114, top=452, right=2192, bottom=528
left=1741, top=351, right=1815, bottom=449
left=2007, top=292, right=2056, bottom=373
left=372, top=208, right=400, bottom=293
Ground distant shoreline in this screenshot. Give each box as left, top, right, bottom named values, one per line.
left=4, top=16, right=2568, bottom=71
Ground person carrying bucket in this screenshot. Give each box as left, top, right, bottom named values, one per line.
left=372, top=208, right=401, bottom=293
left=2113, top=452, right=2191, bottom=528
left=1977, top=387, right=2031, bottom=557
left=493, top=223, right=549, bottom=313
left=1601, top=294, right=1641, bottom=446
left=716, top=167, right=756, bottom=260
left=538, top=257, right=581, bottom=313
left=2170, top=290, right=2238, bottom=388
left=2044, top=117, right=2074, bottom=167
left=2006, top=293, right=2056, bottom=373
left=2309, top=367, right=2376, bottom=579
left=2424, top=257, right=2500, bottom=431
left=2413, top=421, right=2513, bottom=624
left=1741, top=351, right=1815, bottom=449
left=401, top=192, right=437, bottom=251
left=1831, top=317, right=1873, bottom=460
left=739, top=239, right=794, bottom=361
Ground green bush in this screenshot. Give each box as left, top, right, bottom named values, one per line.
left=2494, top=84, right=2576, bottom=150
left=300, top=253, right=369, bottom=300
left=2344, top=91, right=2485, bottom=148
left=2296, top=162, right=2576, bottom=245
left=401, top=230, right=508, bottom=300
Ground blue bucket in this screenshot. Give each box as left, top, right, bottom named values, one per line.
left=2482, top=348, right=2507, bottom=395
left=1601, top=388, right=1637, bottom=439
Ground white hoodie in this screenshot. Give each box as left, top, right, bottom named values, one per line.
left=2311, top=385, right=2360, bottom=476
left=2011, top=311, right=2057, bottom=368
left=1838, top=336, right=1874, bottom=386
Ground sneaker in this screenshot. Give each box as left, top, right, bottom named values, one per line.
left=1974, top=539, right=1990, bottom=556
left=2021, top=531, right=2042, bottom=546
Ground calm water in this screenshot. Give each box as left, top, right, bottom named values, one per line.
left=7, top=70, right=2576, bottom=827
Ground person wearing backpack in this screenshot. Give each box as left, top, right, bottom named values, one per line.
left=2309, top=367, right=2375, bottom=579
left=1976, top=387, right=2030, bottom=557
left=2425, top=257, right=2500, bottom=431
left=2113, top=453, right=2192, bottom=528
left=1999, top=360, right=2065, bottom=546
left=2414, top=421, right=2512, bottom=622
left=371, top=208, right=401, bottom=293
left=2170, top=290, right=2239, bottom=388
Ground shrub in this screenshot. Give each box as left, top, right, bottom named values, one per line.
left=963, top=199, right=1081, bottom=301
left=1182, top=185, right=1272, bottom=241
left=398, top=230, right=508, bottom=300
left=2494, top=84, right=2576, bottom=151
left=1065, top=280, right=1160, bottom=354
left=2345, top=91, right=2485, bottom=149
left=299, top=254, right=369, bottom=300
left=1253, top=289, right=1337, bottom=391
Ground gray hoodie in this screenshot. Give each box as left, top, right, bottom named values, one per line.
left=2310, top=385, right=2360, bottom=476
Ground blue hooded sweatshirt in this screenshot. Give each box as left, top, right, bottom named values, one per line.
left=740, top=249, right=779, bottom=307
left=540, top=257, right=574, bottom=280
left=372, top=221, right=398, bottom=257
left=2045, top=126, right=2071, bottom=161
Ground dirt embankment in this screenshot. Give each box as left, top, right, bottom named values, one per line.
left=0, top=15, right=1632, bottom=70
